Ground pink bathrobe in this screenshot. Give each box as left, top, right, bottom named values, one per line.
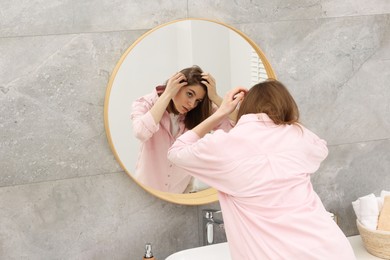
left=168, top=113, right=356, bottom=259
left=131, top=89, right=233, bottom=193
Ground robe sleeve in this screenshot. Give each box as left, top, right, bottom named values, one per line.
left=130, top=95, right=160, bottom=142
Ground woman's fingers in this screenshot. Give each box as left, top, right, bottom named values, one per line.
left=201, top=72, right=215, bottom=86
left=165, top=72, right=187, bottom=97
left=233, top=91, right=245, bottom=101
left=201, top=72, right=220, bottom=103
left=172, top=72, right=186, bottom=82
left=229, top=87, right=248, bottom=100
left=169, top=73, right=187, bottom=87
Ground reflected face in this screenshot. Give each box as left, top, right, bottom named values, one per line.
left=172, top=85, right=206, bottom=114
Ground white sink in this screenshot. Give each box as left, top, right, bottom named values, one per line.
left=165, top=236, right=380, bottom=260
left=166, top=242, right=231, bottom=260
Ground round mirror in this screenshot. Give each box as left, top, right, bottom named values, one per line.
left=104, top=18, right=276, bottom=205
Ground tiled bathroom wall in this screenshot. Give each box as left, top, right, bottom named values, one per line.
left=1, top=0, right=389, bottom=259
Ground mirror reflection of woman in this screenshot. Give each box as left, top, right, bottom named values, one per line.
left=131, top=65, right=234, bottom=193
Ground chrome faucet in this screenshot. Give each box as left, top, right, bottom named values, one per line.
left=202, top=209, right=225, bottom=245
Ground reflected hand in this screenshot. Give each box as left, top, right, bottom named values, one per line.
left=201, top=72, right=219, bottom=103
left=164, top=72, right=187, bottom=98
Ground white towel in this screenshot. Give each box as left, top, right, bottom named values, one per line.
left=352, top=193, right=379, bottom=230
left=352, top=199, right=361, bottom=220
left=352, top=193, right=374, bottom=220
left=360, top=195, right=379, bottom=230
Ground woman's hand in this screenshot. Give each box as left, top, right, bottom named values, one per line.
left=201, top=72, right=221, bottom=105
left=150, top=72, right=186, bottom=125
left=217, top=87, right=247, bottom=117
left=163, top=72, right=187, bottom=98
left=191, top=87, right=247, bottom=138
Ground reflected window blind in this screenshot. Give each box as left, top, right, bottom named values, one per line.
left=251, top=50, right=267, bottom=85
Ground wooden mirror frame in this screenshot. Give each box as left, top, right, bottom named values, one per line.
left=104, top=18, right=276, bottom=205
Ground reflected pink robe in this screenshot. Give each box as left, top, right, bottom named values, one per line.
left=131, top=89, right=233, bottom=193
left=168, top=113, right=356, bottom=259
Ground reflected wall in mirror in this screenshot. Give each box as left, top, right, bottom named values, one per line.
left=104, top=18, right=276, bottom=205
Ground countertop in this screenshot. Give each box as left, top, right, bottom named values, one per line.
left=166, top=235, right=382, bottom=260
left=347, top=235, right=382, bottom=259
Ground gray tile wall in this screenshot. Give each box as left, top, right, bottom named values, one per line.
left=1, top=0, right=389, bottom=259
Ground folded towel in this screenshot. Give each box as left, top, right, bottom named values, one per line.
left=353, top=191, right=390, bottom=230
left=377, top=195, right=390, bottom=231
left=352, top=199, right=361, bottom=220
left=352, top=193, right=379, bottom=230
left=352, top=193, right=375, bottom=221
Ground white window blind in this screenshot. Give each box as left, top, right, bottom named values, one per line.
left=250, top=50, right=268, bottom=85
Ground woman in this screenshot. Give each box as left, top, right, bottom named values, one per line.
left=168, top=79, right=356, bottom=259
left=131, top=65, right=234, bottom=193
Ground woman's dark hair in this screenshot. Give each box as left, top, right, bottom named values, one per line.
left=158, top=65, right=212, bottom=129
left=236, top=79, right=300, bottom=125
